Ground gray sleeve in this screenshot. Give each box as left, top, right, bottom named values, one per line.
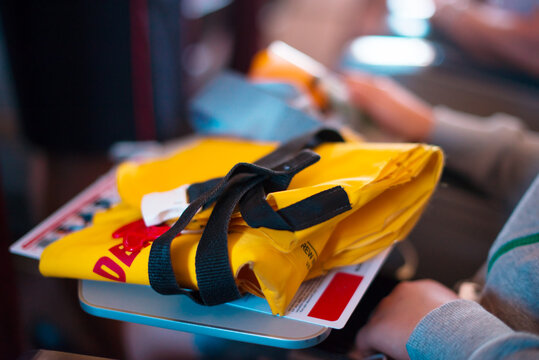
left=406, top=300, right=539, bottom=360
left=480, top=174, right=539, bottom=333
left=407, top=176, right=539, bottom=359
left=429, top=106, right=539, bottom=205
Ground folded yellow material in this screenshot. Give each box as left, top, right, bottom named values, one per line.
left=40, top=136, right=443, bottom=315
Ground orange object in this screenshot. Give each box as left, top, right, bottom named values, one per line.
left=249, top=42, right=330, bottom=109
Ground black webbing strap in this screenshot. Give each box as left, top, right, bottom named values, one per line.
left=254, top=127, right=345, bottom=169
left=195, top=151, right=320, bottom=304
left=186, top=127, right=345, bottom=202
left=277, top=186, right=351, bottom=229
left=239, top=185, right=351, bottom=231
left=240, top=185, right=291, bottom=230
left=187, top=178, right=222, bottom=209
left=149, top=127, right=347, bottom=305
left=149, top=149, right=320, bottom=301
left=187, top=128, right=350, bottom=231
left=147, top=171, right=256, bottom=302
left=195, top=174, right=264, bottom=305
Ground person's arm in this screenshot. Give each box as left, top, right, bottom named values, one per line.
left=354, top=280, right=539, bottom=360
left=355, top=175, right=539, bottom=360
left=432, top=0, right=539, bottom=77
left=355, top=279, right=539, bottom=360
left=407, top=299, right=539, bottom=360
left=430, top=106, right=539, bottom=205
left=410, top=174, right=539, bottom=359
left=345, top=73, right=539, bottom=204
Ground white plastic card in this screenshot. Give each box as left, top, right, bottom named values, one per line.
left=229, top=248, right=390, bottom=329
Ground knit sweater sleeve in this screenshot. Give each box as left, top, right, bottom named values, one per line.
left=406, top=300, right=539, bottom=360
left=407, top=175, right=539, bottom=359
left=429, top=106, right=539, bottom=205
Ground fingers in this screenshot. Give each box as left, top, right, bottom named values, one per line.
left=355, top=323, right=377, bottom=359
left=344, top=72, right=398, bottom=117
left=354, top=293, right=394, bottom=358
left=343, top=72, right=380, bottom=109
left=352, top=280, right=457, bottom=360
left=344, top=72, right=434, bottom=141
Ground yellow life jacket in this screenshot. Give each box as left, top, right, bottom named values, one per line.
left=40, top=129, right=443, bottom=315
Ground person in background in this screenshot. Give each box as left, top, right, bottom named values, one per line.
left=346, top=73, right=539, bottom=207
left=345, top=73, right=539, bottom=359
left=432, top=0, right=539, bottom=77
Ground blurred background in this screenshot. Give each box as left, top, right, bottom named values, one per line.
left=1, top=0, right=538, bottom=358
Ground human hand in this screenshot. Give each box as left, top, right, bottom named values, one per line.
left=344, top=72, right=434, bottom=141
left=353, top=279, right=459, bottom=360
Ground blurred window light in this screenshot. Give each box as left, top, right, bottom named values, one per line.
left=388, top=16, right=430, bottom=37
left=349, top=36, right=436, bottom=67
left=387, top=0, right=435, bottom=19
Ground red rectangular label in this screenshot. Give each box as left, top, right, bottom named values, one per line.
left=307, top=272, right=363, bottom=321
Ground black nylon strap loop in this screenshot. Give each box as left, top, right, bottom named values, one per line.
left=240, top=185, right=292, bottom=231
left=195, top=175, right=266, bottom=305
left=277, top=186, right=351, bottom=230
left=254, top=127, right=344, bottom=168
left=148, top=172, right=258, bottom=297
left=149, top=167, right=262, bottom=296
left=149, top=150, right=320, bottom=300
left=148, top=128, right=346, bottom=304
left=240, top=186, right=351, bottom=231
left=194, top=153, right=321, bottom=304
left=187, top=178, right=221, bottom=206
left=186, top=127, right=345, bottom=202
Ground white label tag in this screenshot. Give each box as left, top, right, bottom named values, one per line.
left=141, top=184, right=191, bottom=226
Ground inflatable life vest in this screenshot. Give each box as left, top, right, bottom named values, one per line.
left=40, top=128, right=443, bottom=315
